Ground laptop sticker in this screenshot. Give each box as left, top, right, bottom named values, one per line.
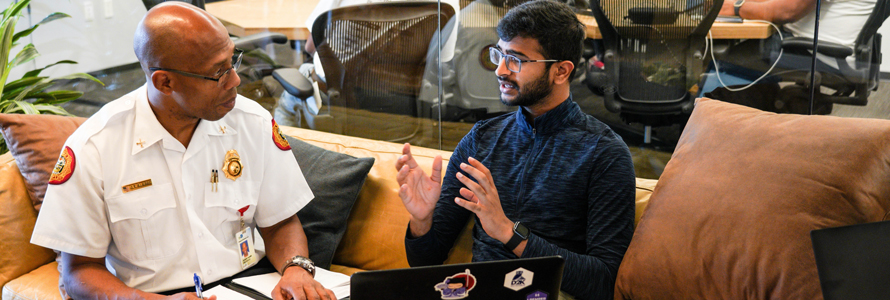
left=527, top=290, right=548, bottom=300
left=504, top=267, right=534, bottom=291
left=434, top=269, right=476, bottom=299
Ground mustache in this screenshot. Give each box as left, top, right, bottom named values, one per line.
left=497, top=76, right=518, bottom=87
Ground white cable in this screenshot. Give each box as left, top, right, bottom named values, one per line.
left=708, top=19, right=784, bottom=92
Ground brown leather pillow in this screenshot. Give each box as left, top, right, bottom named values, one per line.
left=615, top=98, right=890, bottom=299
left=0, top=114, right=87, bottom=211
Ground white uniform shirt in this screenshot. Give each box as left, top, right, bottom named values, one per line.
left=31, top=85, right=313, bottom=293
left=784, top=0, right=877, bottom=48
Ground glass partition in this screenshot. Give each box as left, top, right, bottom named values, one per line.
left=8, top=0, right=885, bottom=179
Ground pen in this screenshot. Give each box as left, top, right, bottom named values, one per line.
left=194, top=273, right=203, bottom=299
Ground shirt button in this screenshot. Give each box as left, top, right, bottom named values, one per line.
left=140, top=208, right=148, bottom=215
left=198, top=232, right=204, bottom=238
left=208, top=269, right=213, bottom=276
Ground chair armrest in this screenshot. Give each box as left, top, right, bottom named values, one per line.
left=782, top=36, right=853, bottom=58
left=233, top=32, right=288, bottom=51
left=272, top=68, right=314, bottom=99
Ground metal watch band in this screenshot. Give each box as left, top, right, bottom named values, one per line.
left=282, top=255, right=316, bottom=277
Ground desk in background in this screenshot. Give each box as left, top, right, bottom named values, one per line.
left=206, top=0, right=321, bottom=40
left=207, top=0, right=773, bottom=40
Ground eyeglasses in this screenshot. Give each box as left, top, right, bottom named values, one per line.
left=149, top=48, right=244, bottom=87
left=489, top=47, right=558, bottom=73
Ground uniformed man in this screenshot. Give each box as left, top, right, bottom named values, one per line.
left=31, top=2, right=335, bottom=299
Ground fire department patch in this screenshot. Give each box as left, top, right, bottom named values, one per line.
left=48, top=146, right=76, bottom=185
left=271, top=119, right=291, bottom=151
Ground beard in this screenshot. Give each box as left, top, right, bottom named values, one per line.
left=499, top=70, right=553, bottom=107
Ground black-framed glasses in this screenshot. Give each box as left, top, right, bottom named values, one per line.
left=149, top=48, right=244, bottom=87
left=489, top=47, right=558, bottom=73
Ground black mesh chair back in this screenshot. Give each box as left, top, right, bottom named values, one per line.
left=142, top=0, right=206, bottom=10
left=312, top=2, right=456, bottom=117
left=591, top=0, right=722, bottom=125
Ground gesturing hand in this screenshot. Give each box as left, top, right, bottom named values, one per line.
left=395, top=143, right=443, bottom=237
left=453, top=157, right=514, bottom=244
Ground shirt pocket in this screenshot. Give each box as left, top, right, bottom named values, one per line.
left=203, top=181, right=259, bottom=245
left=106, top=183, right=183, bottom=261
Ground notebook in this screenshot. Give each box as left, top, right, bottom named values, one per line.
left=811, top=220, right=890, bottom=300
left=350, top=256, right=564, bottom=300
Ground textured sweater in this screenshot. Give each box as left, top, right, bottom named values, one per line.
left=405, top=97, right=636, bottom=300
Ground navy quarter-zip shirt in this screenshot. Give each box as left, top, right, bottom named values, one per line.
left=405, top=97, right=636, bottom=300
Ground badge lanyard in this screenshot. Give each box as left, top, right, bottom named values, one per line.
left=236, top=205, right=257, bottom=269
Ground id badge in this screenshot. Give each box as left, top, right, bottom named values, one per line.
left=236, top=227, right=258, bottom=269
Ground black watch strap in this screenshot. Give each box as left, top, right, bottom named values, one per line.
left=733, top=0, right=745, bottom=16
left=505, top=222, right=529, bottom=250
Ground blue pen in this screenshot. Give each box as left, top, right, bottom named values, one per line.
left=193, top=273, right=203, bottom=299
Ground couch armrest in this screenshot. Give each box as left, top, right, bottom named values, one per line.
left=0, top=152, right=57, bottom=289
left=634, top=178, right=658, bottom=227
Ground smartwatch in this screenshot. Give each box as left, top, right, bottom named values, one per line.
left=733, top=0, right=745, bottom=16
left=505, top=221, right=529, bottom=251
left=282, top=255, right=316, bottom=277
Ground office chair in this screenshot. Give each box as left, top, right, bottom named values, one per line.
left=274, top=2, right=455, bottom=142
left=418, top=0, right=540, bottom=123
left=589, top=0, right=722, bottom=142
left=764, top=0, right=890, bottom=115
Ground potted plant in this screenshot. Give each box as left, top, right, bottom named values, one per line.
left=0, top=0, right=103, bottom=153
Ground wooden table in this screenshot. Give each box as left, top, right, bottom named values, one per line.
left=206, top=0, right=320, bottom=40
left=576, top=14, right=773, bottom=39
left=207, top=0, right=774, bottom=40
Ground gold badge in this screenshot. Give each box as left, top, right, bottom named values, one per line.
left=222, top=149, right=243, bottom=181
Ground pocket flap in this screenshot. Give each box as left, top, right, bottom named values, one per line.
left=107, top=183, right=176, bottom=223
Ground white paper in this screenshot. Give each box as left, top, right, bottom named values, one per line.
left=232, top=268, right=351, bottom=299
left=204, top=285, right=255, bottom=300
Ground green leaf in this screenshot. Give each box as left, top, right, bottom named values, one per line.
left=15, top=100, right=38, bottom=114
left=4, top=75, right=46, bottom=92
left=0, top=17, right=19, bottom=92
left=55, top=72, right=104, bottom=86
left=22, top=60, right=76, bottom=78
left=4, top=0, right=29, bottom=23
left=32, top=90, right=83, bottom=105
left=33, top=103, right=71, bottom=116
left=11, top=25, right=36, bottom=44
left=37, top=12, right=70, bottom=26
left=9, top=43, right=38, bottom=69
left=2, top=77, right=50, bottom=100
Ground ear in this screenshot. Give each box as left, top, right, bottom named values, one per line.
left=150, top=71, right=174, bottom=96
left=551, top=60, right=574, bottom=85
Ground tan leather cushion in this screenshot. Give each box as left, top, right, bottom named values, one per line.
left=1, top=262, right=63, bottom=300
left=615, top=98, right=890, bottom=300
left=0, top=114, right=87, bottom=211
left=0, top=153, right=56, bottom=290
left=633, top=178, right=657, bottom=227
left=280, top=126, right=473, bottom=270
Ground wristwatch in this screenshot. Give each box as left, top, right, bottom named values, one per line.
left=733, top=0, right=745, bottom=16
left=505, top=221, right=530, bottom=251
left=282, top=255, right=316, bottom=277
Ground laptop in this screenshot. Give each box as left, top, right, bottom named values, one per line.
left=350, top=256, right=564, bottom=300
left=811, top=220, right=890, bottom=300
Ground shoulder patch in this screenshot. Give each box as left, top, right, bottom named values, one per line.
left=271, top=119, right=291, bottom=151
left=48, top=146, right=76, bottom=185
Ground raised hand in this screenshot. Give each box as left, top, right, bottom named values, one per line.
left=395, top=143, right=443, bottom=237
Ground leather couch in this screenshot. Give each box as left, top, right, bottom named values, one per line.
left=0, top=125, right=658, bottom=299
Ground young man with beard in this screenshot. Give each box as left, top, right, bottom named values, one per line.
left=395, top=1, right=636, bottom=299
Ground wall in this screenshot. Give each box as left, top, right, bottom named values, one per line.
left=1, top=0, right=144, bottom=80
